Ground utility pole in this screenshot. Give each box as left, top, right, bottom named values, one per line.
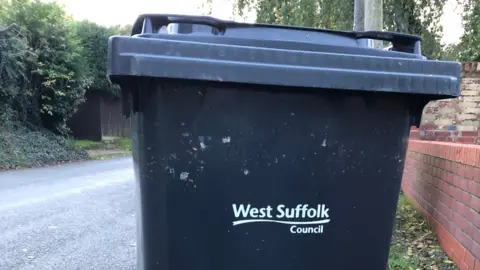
left=354, top=0, right=365, bottom=31
left=364, top=0, right=383, bottom=48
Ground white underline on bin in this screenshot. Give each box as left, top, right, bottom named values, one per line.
left=232, top=219, right=330, bottom=226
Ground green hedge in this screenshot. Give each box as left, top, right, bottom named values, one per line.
left=0, top=123, right=88, bottom=170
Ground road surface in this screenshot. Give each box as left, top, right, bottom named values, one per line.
left=0, top=158, right=136, bottom=270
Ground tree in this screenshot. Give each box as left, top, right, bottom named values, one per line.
left=0, top=23, right=34, bottom=124
left=232, top=0, right=445, bottom=59
left=76, top=22, right=132, bottom=97
left=114, top=24, right=133, bottom=36
left=234, top=0, right=353, bottom=30
left=76, top=21, right=119, bottom=96
left=457, top=0, right=480, bottom=61
left=0, top=0, right=91, bottom=134
left=383, top=0, right=446, bottom=59
left=442, top=43, right=462, bottom=61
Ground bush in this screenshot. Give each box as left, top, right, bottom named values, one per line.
left=0, top=2, right=133, bottom=170
left=0, top=23, right=34, bottom=125
left=0, top=0, right=91, bottom=134
left=76, top=20, right=120, bottom=97
left=0, top=122, right=88, bottom=170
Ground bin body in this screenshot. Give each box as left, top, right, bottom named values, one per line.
left=108, top=14, right=461, bottom=270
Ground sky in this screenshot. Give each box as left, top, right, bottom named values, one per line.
left=58, top=0, right=252, bottom=25
left=58, top=0, right=463, bottom=45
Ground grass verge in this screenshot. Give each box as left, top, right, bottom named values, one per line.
left=389, top=193, right=458, bottom=270
left=74, top=138, right=131, bottom=151
left=90, top=152, right=132, bottom=160
left=73, top=138, right=132, bottom=159
left=73, top=140, right=100, bottom=150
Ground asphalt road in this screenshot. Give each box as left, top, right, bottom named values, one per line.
left=0, top=158, right=136, bottom=270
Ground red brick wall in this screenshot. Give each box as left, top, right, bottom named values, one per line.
left=402, top=140, right=480, bottom=270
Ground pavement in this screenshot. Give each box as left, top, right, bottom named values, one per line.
left=0, top=157, right=136, bottom=270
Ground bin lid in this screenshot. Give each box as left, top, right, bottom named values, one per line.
left=108, top=14, right=461, bottom=97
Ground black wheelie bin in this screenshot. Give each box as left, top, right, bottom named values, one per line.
left=107, top=14, right=461, bottom=270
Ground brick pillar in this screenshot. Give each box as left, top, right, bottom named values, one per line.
left=416, top=62, right=480, bottom=144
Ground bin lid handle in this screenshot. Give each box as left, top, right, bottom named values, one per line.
left=131, top=14, right=422, bottom=54
left=132, top=14, right=228, bottom=35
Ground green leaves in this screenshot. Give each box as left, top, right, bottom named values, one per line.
left=75, top=20, right=119, bottom=96
left=233, top=0, right=445, bottom=60
left=0, top=0, right=129, bottom=135
left=456, top=0, right=480, bottom=61
left=0, top=123, right=89, bottom=170
left=235, top=0, right=353, bottom=30
left=0, top=22, right=32, bottom=124
left=383, top=0, right=446, bottom=60
left=0, top=0, right=88, bottom=134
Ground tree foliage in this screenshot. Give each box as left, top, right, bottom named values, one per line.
left=234, top=0, right=353, bottom=30
left=76, top=20, right=119, bottom=96
left=0, top=0, right=90, bottom=134
left=0, top=23, right=33, bottom=124
left=457, top=0, right=480, bottom=61
left=0, top=0, right=131, bottom=134
left=75, top=22, right=132, bottom=97
left=383, top=0, right=445, bottom=59
left=114, top=24, right=133, bottom=36
left=0, top=0, right=131, bottom=167
left=232, top=0, right=445, bottom=59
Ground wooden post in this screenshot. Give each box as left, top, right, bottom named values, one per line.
left=364, top=0, right=383, bottom=48
left=354, top=0, right=365, bottom=31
